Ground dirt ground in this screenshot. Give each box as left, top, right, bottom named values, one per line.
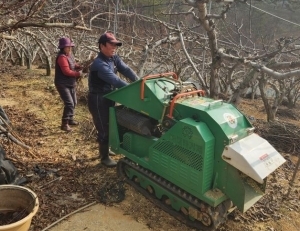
left=48, top=203, right=151, bottom=231
left=0, top=64, right=299, bottom=231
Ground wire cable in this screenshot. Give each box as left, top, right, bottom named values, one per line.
left=245, top=2, right=300, bottom=28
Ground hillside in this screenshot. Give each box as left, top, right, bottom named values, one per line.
left=0, top=64, right=299, bottom=231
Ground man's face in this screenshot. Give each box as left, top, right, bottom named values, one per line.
left=101, top=42, right=118, bottom=57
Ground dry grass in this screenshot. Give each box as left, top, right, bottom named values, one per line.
left=0, top=64, right=299, bottom=231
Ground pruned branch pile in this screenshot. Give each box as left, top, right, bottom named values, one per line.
left=254, top=119, right=300, bottom=154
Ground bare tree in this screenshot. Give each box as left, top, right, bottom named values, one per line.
left=179, top=0, right=300, bottom=121
left=0, top=0, right=300, bottom=122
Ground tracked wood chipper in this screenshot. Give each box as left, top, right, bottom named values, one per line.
left=105, top=72, right=286, bottom=230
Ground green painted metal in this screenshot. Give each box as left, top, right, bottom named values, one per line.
left=109, top=106, right=227, bottom=206
left=172, top=97, right=252, bottom=141
left=172, top=98, right=257, bottom=210
left=148, top=118, right=227, bottom=206
left=107, top=76, right=268, bottom=213
left=105, top=76, right=176, bottom=122
left=225, top=166, right=265, bottom=212
left=123, top=132, right=155, bottom=158
left=108, top=107, right=120, bottom=153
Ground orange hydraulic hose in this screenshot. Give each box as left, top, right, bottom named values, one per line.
left=167, top=90, right=205, bottom=118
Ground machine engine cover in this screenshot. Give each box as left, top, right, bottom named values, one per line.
left=222, top=133, right=286, bottom=184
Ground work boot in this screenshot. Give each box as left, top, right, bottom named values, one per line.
left=100, top=144, right=117, bottom=167
left=109, top=149, right=116, bottom=156
left=61, top=119, right=72, bottom=132
left=101, top=156, right=117, bottom=167
left=69, top=120, right=79, bottom=126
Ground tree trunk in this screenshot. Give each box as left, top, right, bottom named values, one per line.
left=26, top=56, right=32, bottom=70
left=258, top=75, right=276, bottom=122
left=229, top=70, right=258, bottom=106
left=194, top=2, right=220, bottom=98
left=20, top=52, right=25, bottom=66
left=45, top=58, right=51, bottom=76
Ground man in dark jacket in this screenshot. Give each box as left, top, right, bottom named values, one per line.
left=88, top=32, right=139, bottom=167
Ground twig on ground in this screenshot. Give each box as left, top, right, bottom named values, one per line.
left=39, top=176, right=63, bottom=189
left=41, top=201, right=97, bottom=231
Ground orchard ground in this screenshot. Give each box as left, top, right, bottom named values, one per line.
left=0, top=64, right=299, bottom=231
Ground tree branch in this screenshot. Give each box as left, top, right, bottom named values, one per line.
left=218, top=48, right=300, bottom=79
left=0, top=22, right=91, bottom=32
left=177, top=23, right=209, bottom=92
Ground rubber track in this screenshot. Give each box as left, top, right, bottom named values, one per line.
left=117, top=158, right=231, bottom=231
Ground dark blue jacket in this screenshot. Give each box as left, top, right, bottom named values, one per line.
left=88, top=52, right=139, bottom=93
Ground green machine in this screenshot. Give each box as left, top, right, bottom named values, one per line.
left=105, top=72, right=285, bottom=230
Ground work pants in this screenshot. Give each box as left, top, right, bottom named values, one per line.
left=55, top=85, right=77, bottom=121
left=88, top=92, right=115, bottom=145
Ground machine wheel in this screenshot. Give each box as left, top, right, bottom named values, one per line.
left=180, top=207, right=189, bottom=216
left=162, top=195, right=171, bottom=206
left=201, top=213, right=212, bottom=227
left=133, top=176, right=139, bottom=184
left=147, top=185, right=154, bottom=194
left=117, top=158, right=231, bottom=231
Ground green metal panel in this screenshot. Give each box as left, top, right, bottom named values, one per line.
left=165, top=96, right=262, bottom=210
left=108, top=76, right=270, bottom=212
left=105, top=77, right=176, bottom=122
left=171, top=98, right=253, bottom=191
left=173, top=98, right=252, bottom=140
left=148, top=118, right=227, bottom=206
left=108, top=107, right=120, bottom=153
left=225, top=165, right=265, bottom=212
left=122, top=132, right=155, bottom=158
